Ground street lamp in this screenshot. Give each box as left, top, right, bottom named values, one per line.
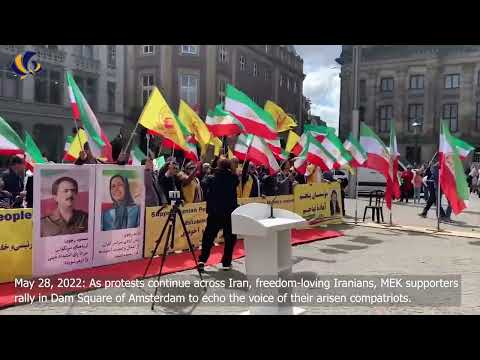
left=411, top=121, right=422, bottom=166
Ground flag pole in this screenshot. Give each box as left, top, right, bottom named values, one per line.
left=146, top=133, right=151, bottom=159
left=122, top=122, right=140, bottom=156
left=354, top=167, right=359, bottom=224
left=437, top=123, right=441, bottom=232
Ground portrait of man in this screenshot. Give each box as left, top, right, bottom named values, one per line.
left=40, top=177, right=89, bottom=237
left=101, top=174, right=140, bottom=231
left=330, top=190, right=341, bottom=216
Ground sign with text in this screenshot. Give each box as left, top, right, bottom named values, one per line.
left=93, top=166, right=145, bottom=266
left=32, top=164, right=96, bottom=277
left=293, top=182, right=343, bottom=224
left=0, top=208, right=33, bottom=283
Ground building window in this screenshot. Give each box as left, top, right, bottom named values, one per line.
left=218, top=79, right=227, bottom=104
left=239, top=56, right=246, bottom=71
left=33, top=124, right=63, bottom=163
left=380, top=77, right=394, bottom=92
left=107, top=82, right=116, bottom=113
left=83, top=45, right=94, bottom=59
left=265, top=70, right=271, bottom=81
left=141, top=74, right=154, bottom=105
left=181, top=45, right=199, bottom=55
left=253, top=63, right=258, bottom=77
left=1, top=65, right=19, bottom=98
left=478, top=71, right=480, bottom=87
left=409, top=74, right=424, bottom=90
left=378, top=105, right=393, bottom=132
left=107, top=45, right=116, bottom=68
left=407, top=104, right=423, bottom=132
left=265, top=45, right=270, bottom=53
left=476, top=103, right=480, bottom=131
left=180, top=73, right=199, bottom=107
left=85, top=78, right=97, bottom=110
left=142, top=45, right=154, bottom=55
left=293, top=81, right=297, bottom=93
left=359, top=79, right=366, bottom=100
left=286, top=77, right=290, bottom=91
left=34, top=70, right=48, bottom=103
left=280, top=74, right=284, bottom=87
left=218, top=46, right=228, bottom=63
left=49, top=70, right=62, bottom=105
left=443, top=103, right=458, bottom=132
left=445, top=74, right=460, bottom=89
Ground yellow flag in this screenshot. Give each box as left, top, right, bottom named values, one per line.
left=138, top=87, right=186, bottom=149
left=178, top=100, right=212, bottom=148
left=210, top=137, right=223, bottom=156
left=65, top=128, right=88, bottom=161
left=285, top=130, right=300, bottom=154
left=264, top=100, right=297, bottom=132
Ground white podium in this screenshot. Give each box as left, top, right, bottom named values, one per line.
left=231, top=203, right=307, bottom=315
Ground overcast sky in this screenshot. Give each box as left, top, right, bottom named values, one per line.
left=295, top=45, right=341, bottom=132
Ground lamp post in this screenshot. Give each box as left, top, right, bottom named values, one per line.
left=411, top=121, right=422, bottom=166
left=349, top=45, right=361, bottom=199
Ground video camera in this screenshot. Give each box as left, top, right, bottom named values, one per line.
left=168, top=190, right=183, bottom=206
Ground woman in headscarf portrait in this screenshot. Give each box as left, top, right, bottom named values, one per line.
left=329, top=190, right=341, bottom=216
left=102, top=175, right=140, bottom=231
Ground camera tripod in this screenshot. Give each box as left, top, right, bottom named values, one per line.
left=143, top=200, right=205, bottom=311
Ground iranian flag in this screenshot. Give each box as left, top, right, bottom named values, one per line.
left=359, top=122, right=395, bottom=208
left=24, top=131, right=46, bottom=170
left=321, top=129, right=352, bottom=169
left=451, top=136, right=475, bottom=160
left=388, top=121, right=401, bottom=201
left=225, top=85, right=278, bottom=140
left=0, top=116, right=25, bottom=156
left=246, top=136, right=280, bottom=175
left=205, top=104, right=244, bottom=137
left=66, top=72, right=112, bottom=161
left=233, top=133, right=253, bottom=161
left=343, top=133, right=368, bottom=167
left=129, top=145, right=146, bottom=165
left=291, top=132, right=308, bottom=156
left=286, top=130, right=302, bottom=156
left=306, top=135, right=336, bottom=171
left=304, top=124, right=329, bottom=142
left=439, top=120, right=470, bottom=215
left=293, top=135, right=311, bottom=175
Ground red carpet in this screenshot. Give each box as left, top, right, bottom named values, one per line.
left=0, top=229, right=342, bottom=309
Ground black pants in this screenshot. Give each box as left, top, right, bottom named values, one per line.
left=341, top=189, right=346, bottom=216
left=421, top=188, right=446, bottom=217
left=199, top=213, right=237, bottom=267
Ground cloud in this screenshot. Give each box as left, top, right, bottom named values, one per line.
left=295, top=45, right=341, bottom=132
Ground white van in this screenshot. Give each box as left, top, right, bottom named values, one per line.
left=346, top=162, right=407, bottom=196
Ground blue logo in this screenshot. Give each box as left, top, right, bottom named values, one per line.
left=11, top=51, right=42, bottom=80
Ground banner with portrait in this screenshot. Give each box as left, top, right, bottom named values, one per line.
left=32, top=164, right=96, bottom=277
left=93, top=165, right=145, bottom=267
left=293, top=182, right=343, bottom=224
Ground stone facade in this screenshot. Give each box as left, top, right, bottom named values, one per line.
left=0, top=45, right=126, bottom=162
left=125, top=45, right=305, bottom=133
left=337, top=45, right=480, bottom=165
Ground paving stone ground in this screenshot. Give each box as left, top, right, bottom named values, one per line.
left=2, top=195, right=479, bottom=315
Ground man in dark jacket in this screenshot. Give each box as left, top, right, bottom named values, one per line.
left=198, top=158, right=239, bottom=272
left=419, top=163, right=447, bottom=218
left=1, top=156, right=25, bottom=208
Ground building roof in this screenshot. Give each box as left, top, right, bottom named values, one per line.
left=281, top=45, right=297, bottom=55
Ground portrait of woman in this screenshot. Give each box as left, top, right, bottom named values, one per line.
left=329, top=190, right=341, bottom=216
left=102, top=175, right=140, bottom=231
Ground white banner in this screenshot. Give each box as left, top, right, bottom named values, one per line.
left=32, top=164, right=96, bottom=277
left=93, top=165, right=145, bottom=266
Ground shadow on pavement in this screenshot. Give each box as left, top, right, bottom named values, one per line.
left=469, top=241, right=480, bottom=246
left=348, top=236, right=383, bottom=245
left=319, top=248, right=348, bottom=255
left=292, top=256, right=336, bottom=265
left=327, top=244, right=368, bottom=251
